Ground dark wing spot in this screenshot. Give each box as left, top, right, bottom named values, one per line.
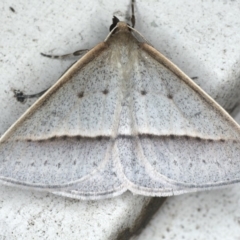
left=62, top=135, right=67, bottom=140
left=169, top=134, right=175, bottom=139
left=9, top=7, right=15, bottom=13
left=75, top=136, right=81, bottom=141
left=141, top=90, right=147, bottom=95
left=96, top=136, right=103, bottom=141
left=44, top=161, right=48, bottom=166
left=102, top=89, right=109, bottom=95
left=49, top=136, right=56, bottom=141
left=183, top=135, right=189, bottom=140
left=78, top=92, right=84, bottom=98
left=167, top=94, right=173, bottom=99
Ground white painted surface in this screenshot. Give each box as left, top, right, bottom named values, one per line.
left=138, top=187, right=240, bottom=240
left=1, top=0, right=240, bottom=239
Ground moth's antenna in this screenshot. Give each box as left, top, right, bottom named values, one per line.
left=131, top=0, right=136, bottom=28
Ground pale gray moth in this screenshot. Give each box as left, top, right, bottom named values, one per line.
left=1, top=0, right=240, bottom=200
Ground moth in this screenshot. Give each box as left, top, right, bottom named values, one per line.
left=1, top=0, right=240, bottom=200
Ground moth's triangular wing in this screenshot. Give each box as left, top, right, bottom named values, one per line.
left=0, top=42, right=127, bottom=199
left=117, top=41, right=240, bottom=196
left=1, top=24, right=240, bottom=199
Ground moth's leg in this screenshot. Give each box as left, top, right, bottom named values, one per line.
left=41, top=49, right=88, bottom=59
left=131, top=0, right=136, bottom=28
left=14, top=49, right=88, bottom=102
left=13, top=89, right=48, bottom=103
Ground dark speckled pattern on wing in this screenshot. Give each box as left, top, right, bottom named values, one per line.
left=1, top=22, right=240, bottom=200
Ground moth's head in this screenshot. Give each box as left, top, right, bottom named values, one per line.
left=109, top=16, right=131, bottom=34
left=105, top=15, right=144, bottom=43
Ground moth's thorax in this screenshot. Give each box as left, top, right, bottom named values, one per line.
left=106, top=23, right=140, bottom=96
left=107, top=24, right=138, bottom=48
